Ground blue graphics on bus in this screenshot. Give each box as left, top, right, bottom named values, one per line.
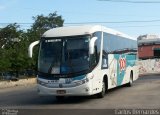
left=114, top=54, right=136, bottom=86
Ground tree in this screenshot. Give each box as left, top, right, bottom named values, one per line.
left=0, top=23, right=22, bottom=49
left=0, top=12, right=64, bottom=78
left=0, top=49, right=11, bottom=72
left=0, top=24, right=28, bottom=77
left=32, top=11, right=64, bottom=32
left=28, top=11, right=64, bottom=42
left=0, top=24, right=21, bottom=72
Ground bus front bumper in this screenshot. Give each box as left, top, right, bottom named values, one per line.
left=37, top=83, right=93, bottom=96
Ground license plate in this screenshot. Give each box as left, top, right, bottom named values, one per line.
left=56, top=90, right=66, bottom=94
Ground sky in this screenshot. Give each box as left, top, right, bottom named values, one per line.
left=1, top=0, right=160, bottom=38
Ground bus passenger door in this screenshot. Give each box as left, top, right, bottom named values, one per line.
left=108, top=54, right=117, bottom=88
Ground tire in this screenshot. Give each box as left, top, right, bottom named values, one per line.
left=126, top=72, right=133, bottom=87
left=97, top=79, right=106, bottom=98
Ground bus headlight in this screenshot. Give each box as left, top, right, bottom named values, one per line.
left=74, top=78, right=89, bottom=86
left=37, top=79, right=48, bottom=86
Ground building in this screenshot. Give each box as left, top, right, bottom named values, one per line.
left=137, top=34, right=160, bottom=59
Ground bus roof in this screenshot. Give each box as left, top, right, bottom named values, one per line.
left=42, top=25, right=135, bottom=40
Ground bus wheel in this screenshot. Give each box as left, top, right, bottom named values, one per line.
left=97, top=79, right=106, bottom=98
left=126, top=72, right=133, bottom=87
left=56, top=96, right=64, bottom=101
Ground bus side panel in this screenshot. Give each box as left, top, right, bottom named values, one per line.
left=113, top=54, right=137, bottom=86
left=90, top=68, right=103, bottom=95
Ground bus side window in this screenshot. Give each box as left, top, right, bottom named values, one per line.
left=102, top=32, right=109, bottom=69
left=102, top=51, right=108, bottom=69
left=90, top=46, right=98, bottom=68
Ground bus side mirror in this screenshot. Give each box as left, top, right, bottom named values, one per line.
left=28, top=40, right=40, bottom=58
left=89, top=37, right=98, bottom=54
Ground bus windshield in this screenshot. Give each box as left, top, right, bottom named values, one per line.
left=38, top=35, right=90, bottom=75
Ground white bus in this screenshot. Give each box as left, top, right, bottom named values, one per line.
left=29, top=25, right=139, bottom=99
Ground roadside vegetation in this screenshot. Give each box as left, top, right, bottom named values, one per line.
left=0, top=12, right=64, bottom=81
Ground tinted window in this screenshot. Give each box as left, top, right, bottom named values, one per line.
left=38, top=35, right=90, bottom=75
left=102, top=32, right=137, bottom=69
left=103, top=33, right=137, bottom=53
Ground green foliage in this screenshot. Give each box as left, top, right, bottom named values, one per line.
left=0, top=49, right=11, bottom=71
left=0, top=12, right=64, bottom=76
left=0, top=23, right=22, bottom=48
left=32, top=12, right=64, bottom=32
left=29, top=11, right=64, bottom=41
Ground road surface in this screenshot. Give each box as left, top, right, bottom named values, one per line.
left=0, top=75, right=159, bottom=114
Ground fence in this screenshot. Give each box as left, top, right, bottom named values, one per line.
left=0, top=70, right=36, bottom=81
left=138, top=59, right=160, bottom=75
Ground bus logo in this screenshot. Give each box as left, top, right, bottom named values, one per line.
left=119, top=56, right=126, bottom=72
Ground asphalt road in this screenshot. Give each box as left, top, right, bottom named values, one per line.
left=0, top=75, right=160, bottom=114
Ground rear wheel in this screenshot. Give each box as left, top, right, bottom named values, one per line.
left=97, top=80, right=106, bottom=98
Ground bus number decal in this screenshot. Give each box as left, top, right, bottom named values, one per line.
left=119, top=56, right=126, bottom=72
